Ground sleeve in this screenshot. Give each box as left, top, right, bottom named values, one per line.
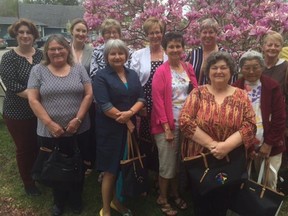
left=0, top=52, right=26, bottom=93
left=89, top=48, right=99, bottom=78
left=133, top=72, right=145, bottom=104
left=92, top=72, right=113, bottom=112
left=179, top=88, right=201, bottom=140
left=78, top=64, right=92, bottom=84
left=130, top=50, right=141, bottom=77
left=125, top=48, right=134, bottom=69
left=27, top=65, right=41, bottom=89
left=188, top=63, right=198, bottom=88
left=264, top=85, right=286, bottom=146
left=151, top=68, right=168, bottom=124
left=238, top=92, right=258, bottom=150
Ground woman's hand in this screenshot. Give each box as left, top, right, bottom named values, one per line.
left=126, top=120, right=135, bottom=133
left=257, top=143, right=272, bottom=158
left=138, top=107, right=147, bottom=117
left=115, top=111, right=133, bottom=124
left=47, top=121, right=65, bottom=137
left=65, top=118, right=81, bottom=134
left=210, top=141, right=230, bottom=159
left=165, top=129, right=174, bottom=142
left=208, top=140, right=218, bottom=151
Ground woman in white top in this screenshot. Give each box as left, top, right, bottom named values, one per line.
left=130, top=17, right=168, bottom=172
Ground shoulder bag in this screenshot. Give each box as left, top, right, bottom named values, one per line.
left=183, top=145, right=247, bottom=195
left=121, top=130, right=148, bottom=197
left=229, top=159, right=284, bottom=216
left=32, top=137, right=83, bottom=187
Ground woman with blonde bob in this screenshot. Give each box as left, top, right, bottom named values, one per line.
left=131, top=17, right=168, bottom=173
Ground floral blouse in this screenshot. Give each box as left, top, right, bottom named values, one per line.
left=179, top=85, right=257, bottom=157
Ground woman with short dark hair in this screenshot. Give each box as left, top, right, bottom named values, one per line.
left=151, top=32, right=197, bottom=216
left=180, top=51, right=256, bottom=216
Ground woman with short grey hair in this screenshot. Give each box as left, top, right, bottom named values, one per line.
left=233, top=50, right=286, bottom=190
left=103, top=39, right=129, bottom=63
left=93, top=39, right=145, bottom=216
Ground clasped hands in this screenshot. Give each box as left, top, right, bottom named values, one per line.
left=208, top=141, right=230, bottom=160
left=115, top=110, right=133, bottom=124
left=115, top=111, right=135, bottom=133
left=48, top=118, right=81, bottom=137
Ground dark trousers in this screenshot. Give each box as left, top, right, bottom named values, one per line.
left=4, top=116, right=38, bottom=188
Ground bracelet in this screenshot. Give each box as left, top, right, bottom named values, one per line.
left=75, top=117, right=82, bottom=124
left=129, top=109, right=135, bottom=115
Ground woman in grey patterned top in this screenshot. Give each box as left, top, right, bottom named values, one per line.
left=0, top=18, right=43, bottom=196
left=27, top=34, right=93, bottom=215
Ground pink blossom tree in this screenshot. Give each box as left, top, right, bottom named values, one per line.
left=83, top=0, right=288, bottom=56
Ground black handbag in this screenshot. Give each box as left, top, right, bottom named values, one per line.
left=120, top=130, right=148, bottom=197
left=32, top=137, right=83, bottom=187
left=183, top=145, right=247, bottom=195
left=229, top=159, right=284, bottom=216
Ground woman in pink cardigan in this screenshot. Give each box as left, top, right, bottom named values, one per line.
left=151, top=32, right=198, bottom=216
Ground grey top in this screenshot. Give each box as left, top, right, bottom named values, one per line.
left=81, top=43, right=93, bottom=74
left=0, top=49, right=43, bottom=119
left=28, top=63, right=91, bottom=137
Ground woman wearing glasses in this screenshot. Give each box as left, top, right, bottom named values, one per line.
left=131, top=17, right=168, bottom=179
left=90, top=19, right=132, bottom=79
left=28, top=34, right=92, bottom=215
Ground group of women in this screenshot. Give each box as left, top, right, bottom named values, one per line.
left=0, top=16, right=287, bottom=216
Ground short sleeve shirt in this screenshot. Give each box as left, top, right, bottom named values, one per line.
left=28, top=64, right=91, bottom=137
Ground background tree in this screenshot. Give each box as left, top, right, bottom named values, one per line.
left=83, top=0, right=288, bottom=56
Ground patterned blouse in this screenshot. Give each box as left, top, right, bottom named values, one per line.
left=0, top=49, right=43, bottom=119
left=179, top=85, right=257, bottom=157
left=28, top=64, right=91, bottom=137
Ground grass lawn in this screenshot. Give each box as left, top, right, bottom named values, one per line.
left=0, top=116, right=288, bottom=216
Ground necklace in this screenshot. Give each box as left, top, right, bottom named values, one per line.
left=15, top=47, right=34, bottom=60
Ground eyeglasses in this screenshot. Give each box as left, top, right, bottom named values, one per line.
left=18, top=30, right=32, bottom=35
left=104, top=31, right=119, bottom=36
left=48, top=47, right=65, bottom=52
left=148, top=31, right=162, bottom=36
left=242, top=65, right=262, bottom=71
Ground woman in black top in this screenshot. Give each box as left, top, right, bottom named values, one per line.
left=0, top=19, right=43, bottom=196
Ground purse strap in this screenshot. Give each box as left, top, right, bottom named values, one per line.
left=127, top=130, right=144, bottom=168
left=257, top=158, right=271, bottom=185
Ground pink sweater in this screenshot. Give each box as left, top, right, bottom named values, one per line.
left=151, top=61, right=198, bottom=134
